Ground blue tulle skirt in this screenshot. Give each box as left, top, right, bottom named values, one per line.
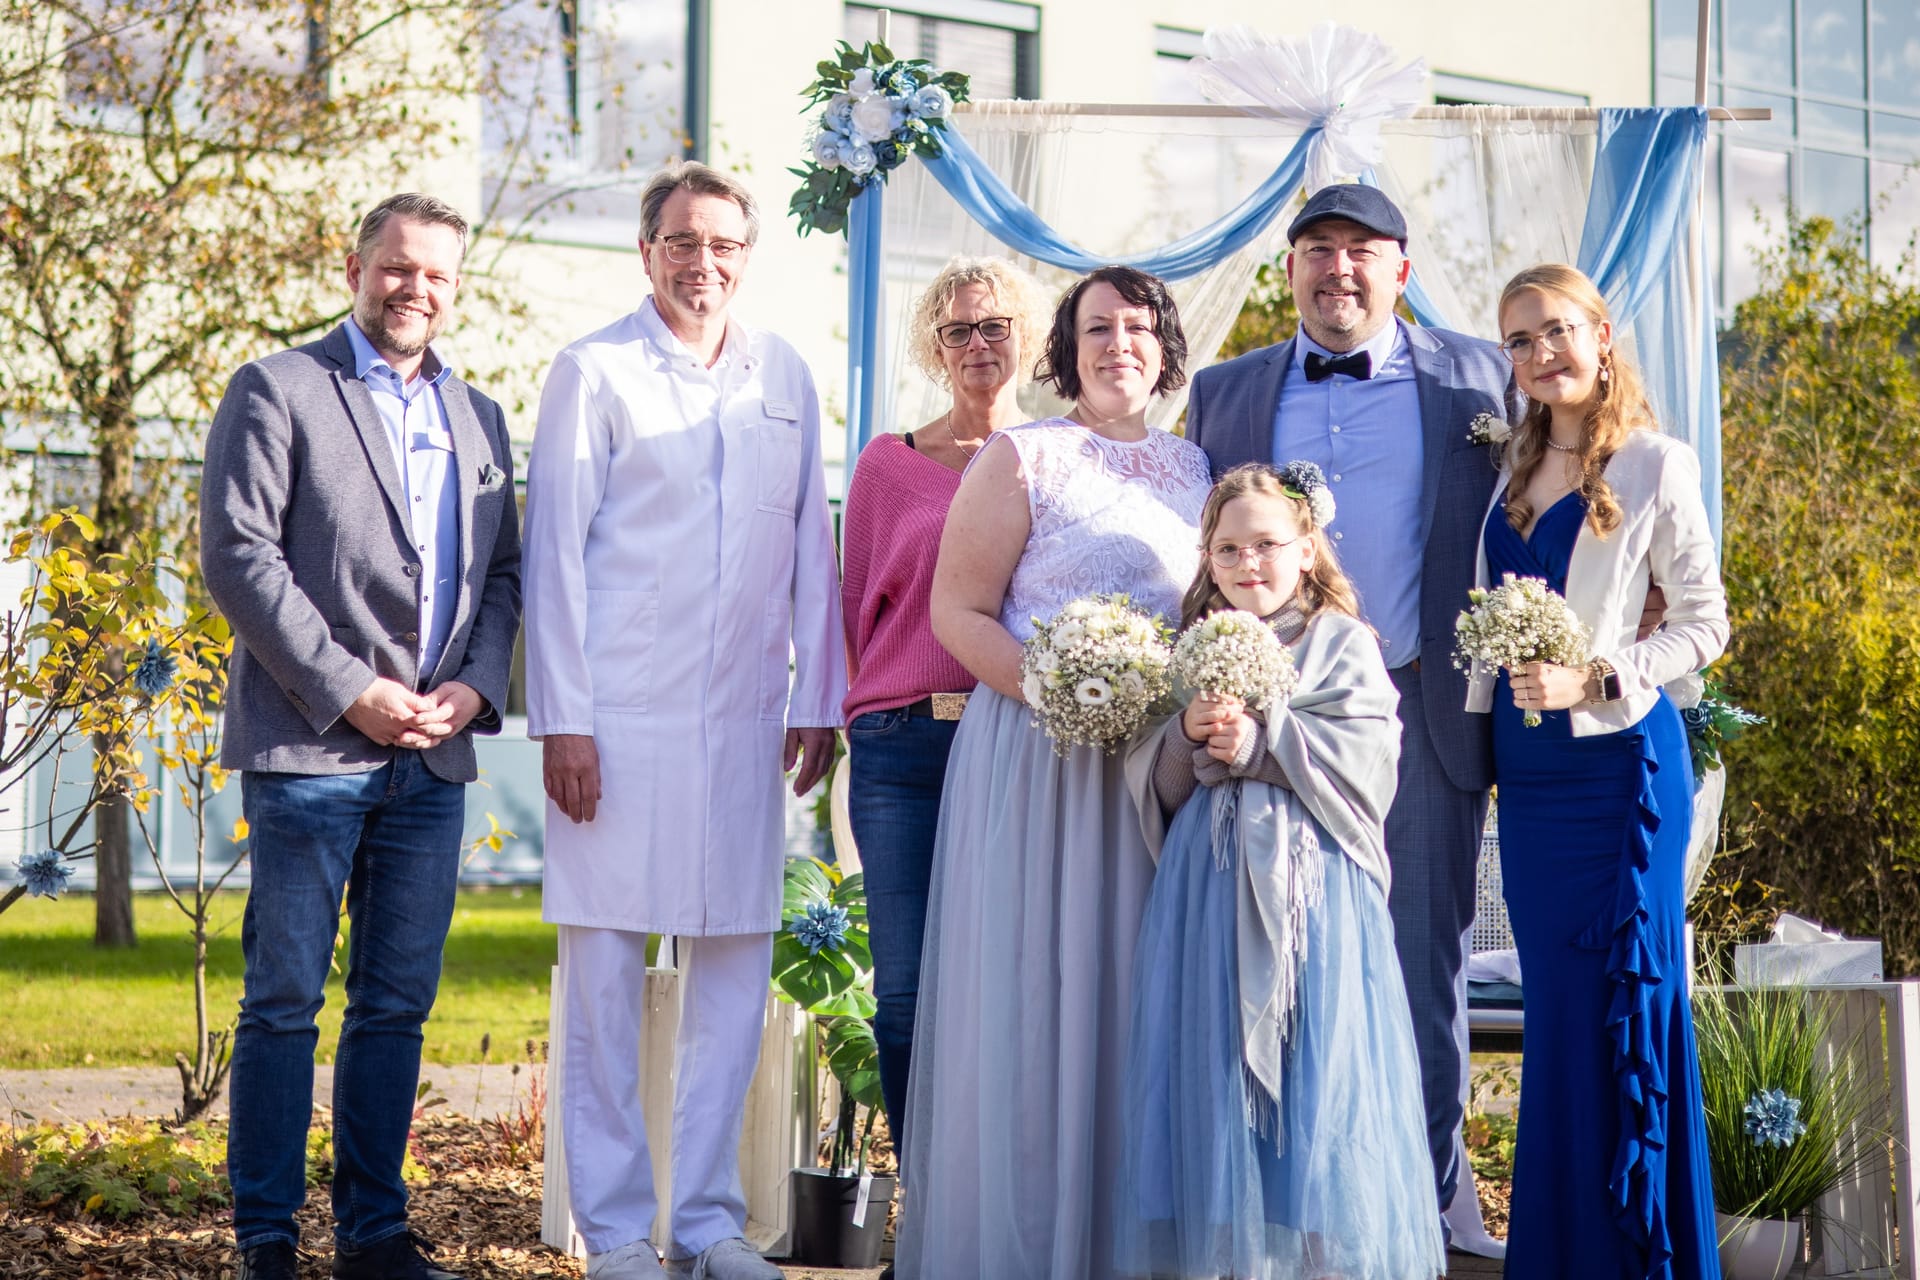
left=1116, top=786, right=1445, bottom=1279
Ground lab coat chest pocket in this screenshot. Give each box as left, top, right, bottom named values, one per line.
left=760, top=593, right=793, bottom=720
left=753, top=421, right=802, bottom=515
left=585, top=588, right=660, bottom=712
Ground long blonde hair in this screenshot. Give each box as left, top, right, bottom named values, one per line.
left=1179, top=464, right=1362, bottom=630
left=1497, top=264, right=1655, bottom=538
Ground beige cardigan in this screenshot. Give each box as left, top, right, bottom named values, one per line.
left=1465, top=428, right=1729, bottom=737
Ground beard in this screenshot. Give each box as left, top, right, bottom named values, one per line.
left=354, top=291, right=442, bottom=358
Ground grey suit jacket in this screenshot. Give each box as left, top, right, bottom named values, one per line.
left=1185, top=320, right=1516, bottom=793
left=200, top=324, right=523, bottom=783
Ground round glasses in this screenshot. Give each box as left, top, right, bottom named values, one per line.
left=655, top=234, right=748, bottom=264
left=1204, top=536, right=1301, bottom=569
left=1497, top=321, right=1586, bottom=364
left=935, top=317, right=1013, bottom=348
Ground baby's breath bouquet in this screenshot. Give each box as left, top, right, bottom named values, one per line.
left=1453, top=572, right=1591, bottom=727
left=1171, top=609, right=1299, bottom=709
left=1020, top=594, right=1174, bottom=756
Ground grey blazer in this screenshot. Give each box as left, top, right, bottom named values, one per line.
left=200, top=324, right=523, bottom=783
left=1185, top=320, right=1516, bottom=793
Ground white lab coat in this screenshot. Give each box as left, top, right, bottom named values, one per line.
left=525, top=298, right=846, bottom=935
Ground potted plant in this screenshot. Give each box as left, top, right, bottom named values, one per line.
left=770, top=856, right=894, bottom=1268
left=1693, top=981, right=1890, bottom=1280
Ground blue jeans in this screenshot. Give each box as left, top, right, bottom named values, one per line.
left=844, top=708, right=958, bottom=1162
left=228, top=754, right=466, bottom=1251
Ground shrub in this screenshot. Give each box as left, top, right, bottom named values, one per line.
left=1715, top=214, right=1920, bottom=973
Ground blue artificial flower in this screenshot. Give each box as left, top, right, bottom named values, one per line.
left=823, top=95, right=855, bottom=136
left=14, top=849, right=72, bottom=899
left=910, top=85, right=953, bottom=119
left=132, top=637, right=178, bottom=698
left=1744, top=1088, right=1808, bottom=1149
left=789, top=900, right=851, bottom=956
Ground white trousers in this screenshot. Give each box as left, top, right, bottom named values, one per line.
left=558, top=926, right=774, bottom=1259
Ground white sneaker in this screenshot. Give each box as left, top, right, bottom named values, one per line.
left=689, top=1237, right=782, bottom=1280
left=586, top=1239, right=668, bottom=1279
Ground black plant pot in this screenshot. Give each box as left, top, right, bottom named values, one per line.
left=788, top=1166, right=896, bottom=1268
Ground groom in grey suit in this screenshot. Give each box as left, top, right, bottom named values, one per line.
left=200, top=193, right=521, bottom=1280
left=1185, top=184, right=1513, bottom=1232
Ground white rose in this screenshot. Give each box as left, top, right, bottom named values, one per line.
left=810, top=129, right=846, bottom=170
left=1667, top=671, right=1705, bottom=710
left=911, top=85, right=953, bottom=119
left=1062, top=600, right=1097, bottom=619
left=1073, top=677, right=1113, bottom=707
left=1021, top=671, right=1045, bottom=707
left=1034, top=647, right=1061, bottom=674
left=842, top=140, right=877, bottom=176
left=849, top=68, right=875, bottom=96
left=1051, top=620, right=1086, bottom=650
left=851, top=92, right=905, bottom=143
left=1119, top=670, right=1146, bottom=697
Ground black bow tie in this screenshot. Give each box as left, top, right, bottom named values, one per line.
left=1303, top=350, right=1373, bottom=382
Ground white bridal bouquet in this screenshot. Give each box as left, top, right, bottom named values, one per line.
left=1171, top=609, right=1300, bottom=709
left=1021, top=594, right=1174, bottom=755
left=1453, top=572, right=1592, bottom=727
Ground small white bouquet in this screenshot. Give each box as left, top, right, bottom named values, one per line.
left=1021, top=593, right=1174, bottom=755
left=1453, top=572, right=1591, bottom=727
left=1171, top=609, right=1299, bottom=710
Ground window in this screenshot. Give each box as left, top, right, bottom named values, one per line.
left=1658, top=0, right=1920, bottom=291
left=482, top=0, right=691, bottom=247
left=843, top=2, right=1038, bottom=100
left=64, top=2, right=325, bottom=128
left=1153, top=26, right=1206, bottom=105
left=1432, top=73, right=1590, bottom=108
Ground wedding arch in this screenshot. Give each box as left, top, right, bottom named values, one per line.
left=837, top=23, right=1765, bottom=540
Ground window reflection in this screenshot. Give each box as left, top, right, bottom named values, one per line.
left=1726, top=146, right=1789, bottom=302
left=1873, top=1, right=1920, bottom=110
left=1802, top=0, right=1866, bottom=99
left=1801, top=150, right=1868, bottom=226
left=1726, top=0, right=1794, bottom=86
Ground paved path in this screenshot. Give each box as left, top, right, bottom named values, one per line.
left=0, top=1063, right=537, bottom=1125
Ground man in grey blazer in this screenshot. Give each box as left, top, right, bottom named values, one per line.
left=1184, top=185, right=1513, bottom=1236
left=200, top=193, right=521, bottom=1280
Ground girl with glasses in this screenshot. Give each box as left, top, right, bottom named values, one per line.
left=1466, top=263, right=1728, bottom=1278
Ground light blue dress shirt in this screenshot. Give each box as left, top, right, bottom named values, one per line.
left=1272, top=320, right=1424, bottom=667
left=345, top=318, right=460, bottom=685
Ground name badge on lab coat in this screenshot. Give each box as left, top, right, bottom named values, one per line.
left=763, top=398, right=799, bottom=422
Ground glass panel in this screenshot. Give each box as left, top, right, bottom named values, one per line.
left=1801, top=0, right=1866, bottom=98
left=929, top=20, right=1020, bottom=100
left=1725, top=144, right=1789, bottom=304
left=1803, top=101, right=1867, bottom=148
left=1800, top=149, right=1868, bottom=225
left=1870, top=158, right=1920, bottom=267
left=1872, top=0, right=1920, bottom=110
left=1725, top=0, right=1794, bottom=88
left=1657, top=0, right=1718, bottom=79
left=1875, top=111, right=1920, bottom=160
left=1732, top=90, right=1796, bottom=138
left=1658, top=74, right=1710, bottom=106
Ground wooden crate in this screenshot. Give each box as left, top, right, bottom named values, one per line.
left=540, top=961, right=815, bottom=1258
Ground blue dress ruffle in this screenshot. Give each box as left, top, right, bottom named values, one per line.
left=1487, top=493, right=1721, bottom=1279
left=1115, top=783, right=1444, bottom=1279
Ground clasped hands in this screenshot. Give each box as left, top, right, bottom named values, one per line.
left=343, top=676, right=482, bottom=751
left=1182, top=691, right=1255, bottom=765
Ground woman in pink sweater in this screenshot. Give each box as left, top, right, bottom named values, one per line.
left=839, top=257, right=1048, bottom=1168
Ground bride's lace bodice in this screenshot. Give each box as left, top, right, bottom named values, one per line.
left=996, top=419, right=1212, bottom=640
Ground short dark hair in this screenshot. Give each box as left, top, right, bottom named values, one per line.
left=639, top=161, right=761, bottom=246
left=1035, top=266, right=1188, bottom=402
left=355, top=193, right=469, bottom=263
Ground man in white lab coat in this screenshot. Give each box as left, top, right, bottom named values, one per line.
left=523, top=161, right=845, bottom=1280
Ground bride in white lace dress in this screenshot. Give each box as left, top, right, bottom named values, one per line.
left=897, top=267, right=1213, bottom=1279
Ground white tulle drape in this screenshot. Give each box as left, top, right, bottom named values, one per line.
left=874, top=104, right=1621, bottom=439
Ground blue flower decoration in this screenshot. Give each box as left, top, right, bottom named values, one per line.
left=1744, top=1087, right=1807, bottom=1148
left=789, top=900, right=850, bottom=956
left=132, top=637, right=178, bottom=698
left=15, top=849, right=72, bottom=899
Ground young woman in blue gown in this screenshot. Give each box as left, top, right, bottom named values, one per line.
left=1466, top=264, right=1729, bottom=1278
left=1119, top=462, right=1444, bottom=1279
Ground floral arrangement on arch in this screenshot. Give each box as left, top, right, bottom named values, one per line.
left=789, top=40, right=971, bottom=237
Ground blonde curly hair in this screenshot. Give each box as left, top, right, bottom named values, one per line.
left=906, top=257, right=1050, bottom=389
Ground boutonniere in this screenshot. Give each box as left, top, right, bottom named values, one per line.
left=1468, top=411, right=1512, bottom=447
left=479, top=462, right=506, bottom=488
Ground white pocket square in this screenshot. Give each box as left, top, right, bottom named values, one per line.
left=479, top=463, right=506, bottom=488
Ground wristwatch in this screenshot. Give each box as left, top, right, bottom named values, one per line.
left=1586, top=657, right=1622, bottom=703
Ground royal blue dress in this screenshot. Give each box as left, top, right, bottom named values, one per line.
left=1486, top=493, right=1721, bottom=1280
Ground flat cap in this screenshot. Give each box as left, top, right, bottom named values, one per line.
left=1287, top=184, right=1409, bottom=247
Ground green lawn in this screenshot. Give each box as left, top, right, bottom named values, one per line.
left=0, top=888, right=556, bottom=1069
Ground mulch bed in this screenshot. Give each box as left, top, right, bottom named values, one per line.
left=2, top=1110, right=1511, bottom=1278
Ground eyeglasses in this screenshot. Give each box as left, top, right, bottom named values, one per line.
left=1498, top=321, right=1586, bottom=364
left=655, top=234, right=749, bottom=264
left=935, top=317, right=1013, bottom=348
left=1204, top=536, right=1302, bottom=569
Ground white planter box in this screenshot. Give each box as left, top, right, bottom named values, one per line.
left=1736, top=941, right=1884, bottom=987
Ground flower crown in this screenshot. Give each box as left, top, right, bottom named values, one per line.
left=1277, top=459, right=1337, bottom=527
